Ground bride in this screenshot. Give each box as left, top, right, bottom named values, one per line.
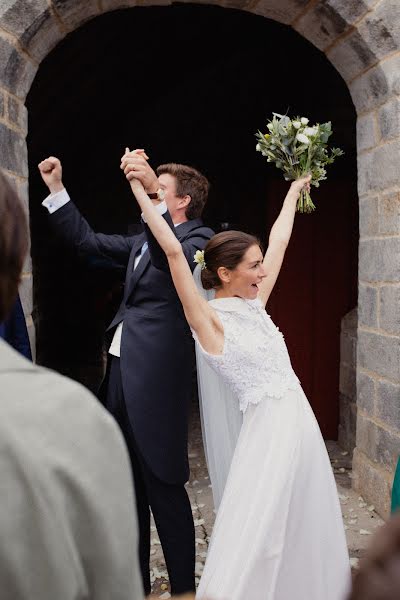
left=123, top=161, right=350, bottom=600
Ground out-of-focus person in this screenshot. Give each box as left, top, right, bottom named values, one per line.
left=0, top=167, right=143, bottom=599
left=348, top=512, right=400, bottom=600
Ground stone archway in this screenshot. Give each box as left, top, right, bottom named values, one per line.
left=0, top=0, right=398, bottom=516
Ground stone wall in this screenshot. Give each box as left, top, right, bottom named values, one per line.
left=353, top=178, right=400, bottom=514
left=339, top=308, right=358, bottom=453
left=0, top=0, right=399, bottom=515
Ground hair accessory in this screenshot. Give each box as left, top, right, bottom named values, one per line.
left=193, top=250, right=206, bottom=270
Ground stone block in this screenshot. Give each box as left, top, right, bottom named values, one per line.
left=359, top=195, right=379, bottom=238
left=376, top=379, right=400, bottom=432
left=0, top=122, right=28, bottom=176
left=357, top=139, right=400, bottom=197
left=358, top=284, right=378, bottom=328
left=0, top=0, right=63, bottom=62
left=356, top=370, right=375, bottom=414
left=356, top=113, right=377, bottom=153
left=328, top=28, right=377, bottom=83
left=378, top=97, right=400, bottom=142
left=357, top=329, right=400, bottom=380
left=339, top=363, right=356, bottom=398
left=340, top=330, right=357, bottom=365
left=338, top=393, right=357, bottom=452
left=294, top=2, right=349, bottom=52
left=359, top=238, right=400, bottom=283
left=380, top=53, right=400, bottom=97
left=0, top=0, right=47, bottom=38
left=22, top=252, right=32, bottom=277
left=251, top=0, right=309, bottom=25
left=355, top=413, right=377, bottom=458
left=376, top=426, right=400, bottom=469
left=100, top=0, right=172, bottom=11
left=7, top=96, right=28, bottom=133
left=324, top=0, right=374, bottom=25
left=379, top=285, right=400, bottom=335
left=52, top=0, right=102, bottom=32
left=172, top=0, right=254, bottom=9
left=341, top=307, right=358, bottom=332
left=352, top=447, right=392, bottom=518
left=350, top=59, right=390, bottom=114
left=1, top=169, right=18, bottom=192
left=19, top=273, right=33, bottom=317
left=356, top=413, right=400, bottom=469
left=16, top=178, right=29, bottom=212
left=26, top=317, right=36, bottom=362
left=350, top=52, right=400, bottom=113
left=0, top=89, right=4, bottom=117
left=379, top=190, right=400, bottom=235
left=0, top=35, right=37, bottom=99
left=357, top=0, right=400, bottom=62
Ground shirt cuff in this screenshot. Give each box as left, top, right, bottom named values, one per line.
left=141, top=200, right=167, bottom=223
left=42, top=188, right=70, bottom=214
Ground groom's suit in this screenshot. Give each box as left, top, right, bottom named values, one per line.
left=43, top=195, right=213, bottom=594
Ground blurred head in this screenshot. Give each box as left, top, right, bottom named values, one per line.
left=0, top=171, right=28, bottom=323
left=348, top=512, right=400, bottom=600
left=201, top=231, right=266, bottom=299
left=156, top=163, right=209, bottom=223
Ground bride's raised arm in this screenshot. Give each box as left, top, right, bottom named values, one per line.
left=127, top=175, right=223, bottom=354
left=258, top=175, right=311, bottom=307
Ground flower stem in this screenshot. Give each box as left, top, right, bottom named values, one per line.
left=297, top=190, right=316, bottom=213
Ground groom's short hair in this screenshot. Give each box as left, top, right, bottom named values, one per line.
left=0, top=171, right=28, bottom=323
left=156, top=163, right=209, bottom=220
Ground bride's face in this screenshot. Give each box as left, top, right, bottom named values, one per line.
left=221, top=244, right=266, bottom=299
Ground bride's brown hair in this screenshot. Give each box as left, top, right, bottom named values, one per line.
left=201, top=231, right=261, bottom=290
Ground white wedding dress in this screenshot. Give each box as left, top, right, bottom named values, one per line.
left=193, top=296, right=350, bottom=600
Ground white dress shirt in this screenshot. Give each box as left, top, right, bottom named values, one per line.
left=42, top=189, right=169, bottom=358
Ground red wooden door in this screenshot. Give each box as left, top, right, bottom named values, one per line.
left=261, top=179, right=358, bottom=439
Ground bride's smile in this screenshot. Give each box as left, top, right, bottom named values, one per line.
left=215, top=244, right=267, bottom=300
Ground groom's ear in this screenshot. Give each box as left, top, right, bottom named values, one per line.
left=217, top=266, right=230, bottom=284
left=178, top=194, right=191, bottom=210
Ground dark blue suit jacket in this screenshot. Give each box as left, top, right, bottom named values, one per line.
left=47, top=200, right=213, bottom=483
left=0, top=295, right=32, bottom=360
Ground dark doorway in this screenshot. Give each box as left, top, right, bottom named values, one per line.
left=27, top=4, right=358, bottom=434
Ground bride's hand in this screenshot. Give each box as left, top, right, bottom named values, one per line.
left=126, top=169, right=145, bottom=196
left=290, top=174, right=311, bottom=195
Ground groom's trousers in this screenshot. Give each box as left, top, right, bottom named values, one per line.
left=106, top=357, right=196, bottom=596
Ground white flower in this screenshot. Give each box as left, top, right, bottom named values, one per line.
left=304, top=127, right=317, bottom=137
left=300, top=117, right=309, bottom=125
left=296, top=133, right=310, bottom=144
left=256, top=143, right=261, bottom=151
left=292, top=121, right=301, bottom=129
left=193, top=250, right=206, bottom=270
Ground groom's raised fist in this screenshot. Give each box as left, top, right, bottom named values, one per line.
left=38, top=156, right=64, bottom=195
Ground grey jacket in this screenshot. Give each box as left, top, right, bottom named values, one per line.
left=0, top=339, right=143, bottom=600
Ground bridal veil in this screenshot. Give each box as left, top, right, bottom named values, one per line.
left=192, top=265, right=243, bottom=509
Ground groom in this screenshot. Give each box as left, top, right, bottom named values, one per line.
left=38, top=152, right=214, bottom=596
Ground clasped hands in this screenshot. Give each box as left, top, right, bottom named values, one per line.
left=120, top=148, right=159, bottom=197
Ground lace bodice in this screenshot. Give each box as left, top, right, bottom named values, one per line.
left=193, top=297, right=300, bottom=413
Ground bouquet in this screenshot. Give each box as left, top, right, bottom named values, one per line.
left=255, top=113, right=344, bottom=212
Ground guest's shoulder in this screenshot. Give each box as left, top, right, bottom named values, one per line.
left=0, top=345, right=122, bottom=454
